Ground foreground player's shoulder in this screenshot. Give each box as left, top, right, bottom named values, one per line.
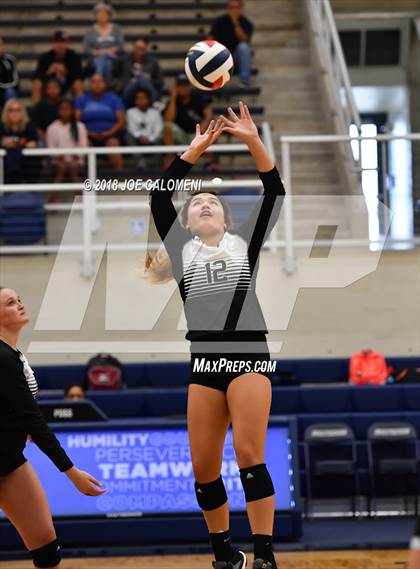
left=0, top=339, right=16, bottom=362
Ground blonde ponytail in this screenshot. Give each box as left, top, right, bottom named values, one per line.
left=143, top=244, right=174, bottom=284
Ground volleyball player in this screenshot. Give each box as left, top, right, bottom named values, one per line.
left=147, top=102, right=285, bottom=569
left=0, top=286, right=106, bottom=568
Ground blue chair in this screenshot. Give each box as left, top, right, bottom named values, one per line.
left=0, top=192, right=46, bottom=244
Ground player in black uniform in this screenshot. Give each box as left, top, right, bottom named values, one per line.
left=148, top=102, right=285, bottom=569
left=0, top=286, right=106, bottom=568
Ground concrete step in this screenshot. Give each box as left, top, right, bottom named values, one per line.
left=253, top=30, right=307, bottom=48
left=255, top=47, right=311, bottom=67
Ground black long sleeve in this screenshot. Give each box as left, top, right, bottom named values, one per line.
left=150, top=156, right=193, bottom=246
left=0, top=341, right=73, bottom=473
left=149, top=157, right=286, bottom=341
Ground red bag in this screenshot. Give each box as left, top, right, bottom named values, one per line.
left=349, top=349, right=391, bottom=385
left=85, top=354, right=123, bottom=391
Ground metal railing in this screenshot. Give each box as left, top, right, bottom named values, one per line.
left=0, top=122, right=281, bottom=276
left=305, top=0, right=362, bottom=196
left=280, top=132, right=420, bottom=273
left=306, top=0, right=361, bottom=136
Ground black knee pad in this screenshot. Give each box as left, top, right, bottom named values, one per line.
left=195, top=476, right=228, bottom=511
left=30, top=538, right=61, bottom=568
left=240, top=463, right=275, bottom=503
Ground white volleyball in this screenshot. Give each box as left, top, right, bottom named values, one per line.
left=185, top=40, right=234, bottom=91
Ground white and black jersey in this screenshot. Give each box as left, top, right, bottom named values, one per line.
left=150, top=156, right=285, bottom=345
left=0, top=339, right=73, bottom=476
left=17, top=351, right=38, bottom=398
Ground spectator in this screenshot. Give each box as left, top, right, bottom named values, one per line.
left=83, top=2, right=124, bottom=86
left=127, top=88, right=163, bottom=170
left=75, top=74, right=125, bottom=171
left=32, top=30, right=83, bottom=104
left=0, top=38, right=19, bottom=107
left=64, top=384, right=86, bottom=401
left=46, top=100, right=88, bottom=183
left=163, top=73, right=212, bottom=168
left=0, top=99, right=37, bottom=183
left=209, top=0, right=254, bottom=86
left=120, top=38, right=164, bottom=107
left=30, top=78, right=62, bottom=143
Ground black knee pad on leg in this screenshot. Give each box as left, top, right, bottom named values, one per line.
left=30, top=539, right=61, bottom=568
left=240, top=463, right=275, bottom=503
left=195, top=476, right=228, bottom=511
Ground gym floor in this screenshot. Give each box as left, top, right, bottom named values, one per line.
left=0, top=550, right=409, bottom=568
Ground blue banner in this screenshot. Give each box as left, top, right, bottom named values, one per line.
left=2, top=425, right=295, bottom=518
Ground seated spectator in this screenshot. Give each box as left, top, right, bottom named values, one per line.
left=64, top=384, right=86, bottom=401
left=30, top=78, right=62, bottom=143
left=83, top=2, right=124, bottom=86
left=0, top=99, right=37, bottom=183
left=163, top=74, right=212, bottom=168
left=120, top=38, right=163, bottom=107
left=75, top=74, right=125, bottom=171
left=0, top=38, right=19, bottom=108
left=209, top=0, right=254, bottom=86
left=46, top=100, right=88, bottom=183
left=32, top=30, right=83, bottom=104
left=127, top=88, right=163, bottom=170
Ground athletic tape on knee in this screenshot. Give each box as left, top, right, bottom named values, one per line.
left=240, top=463, right=275, bottom=503
left=30, top=538, right=61, bottom=568
left=195, top=476, right=228, bottom=511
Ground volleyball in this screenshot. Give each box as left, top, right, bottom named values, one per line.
left=184, top=40, right=234, bottom=91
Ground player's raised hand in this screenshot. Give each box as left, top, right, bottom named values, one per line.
left=220, top=101, right=259, bottom=143
left=181, top=118, right=224, bottom=164
left=191, top=118, right=225, bottom=153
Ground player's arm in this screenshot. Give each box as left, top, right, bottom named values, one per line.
left=0, top=355, right=73, bottom=472
left=150, top=119, right=224, bottom=242
left=220, top=102, right=284, bottom=241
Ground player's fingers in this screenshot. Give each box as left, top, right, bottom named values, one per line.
left=219, top=115, right=235, bottom=128
left=244, top=103, right=252, bottom=120
left=206, top=120, right=215, bottom=134
left=213, top=117, right=224, bottom=131
left=89, top=475, right=102, bottom=487
left=239, top=100, right=246, bottom=119
left=213, top=120, right=225, bottom=138
left=195, top=123, right=201, bottom=137
left=227, top=106, right=240, bottom=122
left=221, top=126, right=235, bottom=135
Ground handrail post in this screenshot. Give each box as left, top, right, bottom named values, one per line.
left=81, top=185, right=96, bottom=278
left=87, top=152, right=100, bottom=232
left=280, top=139, right=296, bottom=274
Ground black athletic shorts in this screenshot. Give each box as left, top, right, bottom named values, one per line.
left=189, top=333, right=274, bottom=393
left=0, top=452, right=27, bottom=477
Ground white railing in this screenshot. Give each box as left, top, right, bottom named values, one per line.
left=305, top=0, right=362, bottom=197
left=0, top=123, right=281, bottom=277
left=280, top=132, right=420, bottom=273
left=305, top=0, right=361, bottom=136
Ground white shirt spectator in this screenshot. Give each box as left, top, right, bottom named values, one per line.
left=126, top=107, right=163, bottom=143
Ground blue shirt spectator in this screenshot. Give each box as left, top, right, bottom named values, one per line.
left=75, top=73, right=125, bottom=171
